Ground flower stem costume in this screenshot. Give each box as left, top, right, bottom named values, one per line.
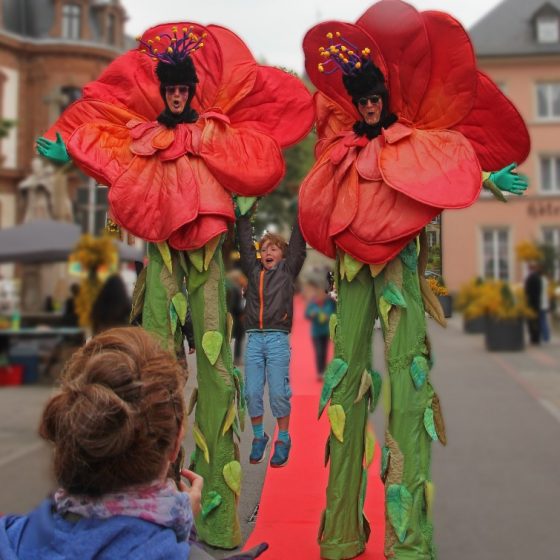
left=38, top=23, right=313, bottom=548
left=300, top=1, right=529, bottom=558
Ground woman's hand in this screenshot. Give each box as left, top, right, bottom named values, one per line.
left=179, top=468, right=203, bottom=517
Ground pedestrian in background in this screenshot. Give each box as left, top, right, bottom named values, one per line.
left=525, top=261, right=542, bottom=345
left=91, top=275, right=131, bottom=335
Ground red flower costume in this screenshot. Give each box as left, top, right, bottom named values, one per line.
left=44, top=23, right=313, bottom=250
left=300, top=0, right=530, bottom=264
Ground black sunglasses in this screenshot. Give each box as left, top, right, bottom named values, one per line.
left=164, top=85, right=189, bottom=95
left=357, top=94, right=382, bottom=107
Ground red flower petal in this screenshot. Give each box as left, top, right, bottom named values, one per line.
left=380, top=128, right=482, bottom=208
left=454, top=71, right=531, bottom=170
left=229, top=66, right=315, bottom=148
left=315, top=92, right=355, bottom=144
left=109, top=155, right=199, bottom=242
left=189, top=158, right=235, bottom=219
left=169, top=216, right=229, bottom=251
left=414, top=11, right=477, bottom=129
left=357, top=0, right=430, bottom=122
left=199, top=118, right=285, bottom=196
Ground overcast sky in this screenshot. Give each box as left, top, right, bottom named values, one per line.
left=120, top=0, right=504, bottom=72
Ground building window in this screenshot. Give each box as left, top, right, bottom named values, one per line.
left=482, top=228, right=510, bottom=281
left=76, top=179, right=109, bottom=235
left=62, top=4, right=81, bottom=40
left=542, top=226, right=560, bottom=281
left=536, top=82, right=560, bottom=119
left=539, top=155, right=560, bottom=194
left=60, top=86, right=82, bottom=113
left=537, top=17, right=559, bottom=43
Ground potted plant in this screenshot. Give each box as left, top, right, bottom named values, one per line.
left=427, top=276, right=452, bottom=318
left=463, top=280, right=534, bottom=351
left=456, top=278, right=486, bottom=334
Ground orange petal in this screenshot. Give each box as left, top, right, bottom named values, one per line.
left=152, top=127, right=175, bottom=150
left=169, top=216, right=229, bottom=251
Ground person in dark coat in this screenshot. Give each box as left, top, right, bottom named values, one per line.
left=91, top=275, right=131, bottom=335
left=524, top=262, right=542, bottom=344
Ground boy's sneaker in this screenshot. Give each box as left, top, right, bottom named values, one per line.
left=270, top=436, right=291, bottom=468
left=249, top=433, right=270, bottom=464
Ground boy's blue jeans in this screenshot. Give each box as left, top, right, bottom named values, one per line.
left=244, top=331, right=291, bottom=419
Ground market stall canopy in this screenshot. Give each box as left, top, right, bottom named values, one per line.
left=0, top=220, right=144, bottom=263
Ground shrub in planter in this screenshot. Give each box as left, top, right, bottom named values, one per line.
left=463, top=315, right=486, bottom=334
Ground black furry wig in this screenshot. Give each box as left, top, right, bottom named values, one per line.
left=156, top=57, right=199, bottom=127
left=342, top=58, right=397, bottom=139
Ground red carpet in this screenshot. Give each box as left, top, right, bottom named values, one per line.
left=244, top=296, right=385, bottom=559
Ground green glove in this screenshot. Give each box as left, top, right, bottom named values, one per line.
left=233, top=195, right=258, bottom=218
left=36, top=132, right=71, bottom=165
left=489, top=163, right=528, bottom=196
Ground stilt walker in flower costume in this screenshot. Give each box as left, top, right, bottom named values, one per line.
left=299, top=1, right=529, bottom=558
left=36, top=23, right=313, bottom=548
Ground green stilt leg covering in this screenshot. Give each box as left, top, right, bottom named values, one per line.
left=133, top=242, right=187, bottom=355
left=186, top=237, right=242, bottom=549
left=319, top=260, right=377, bottom=559
left=320, top=244, right=445, bottom=560
left=374, top=250, right=439, bottom=559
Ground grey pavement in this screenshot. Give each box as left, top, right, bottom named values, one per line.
left=1, top=320, right=560, bottom=559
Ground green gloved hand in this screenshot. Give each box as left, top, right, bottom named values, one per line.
left=36, top=132, right=70, bottom=165
left=489, top=163, right=528, bottom=196
left=233, top=195, right=258, bottom=218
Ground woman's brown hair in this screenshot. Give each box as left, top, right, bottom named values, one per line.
left=39, top=327, right=186, bottom=497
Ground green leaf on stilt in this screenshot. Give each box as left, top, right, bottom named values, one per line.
left=354, top=369, right=372, bottom=404
left=232, top=416, right=241, bottom=441
left=202, top=331, right=223, bottom=365
left=171, top=292, right=188, bottom=325
left=186, top=266, right=210, bottom=293
left=201, top=491, right=222, bottom=519
left=188, top=248, right=204, bottom=272
left=156, top=241, right=173, bottom=274
left=399, top=241, right=418, bottom=271
left=423, top=406, right=439, bottom=441
left=236, top=196, right=257, bottom=216
left=410, top=356, right=429, bottom=390
left=343, top=253, right=364, bottom=282
left=383, top=282, right=407, bottom=308
left=222, top=400, right=237, bottom=436
left=381, top=446, right=390, bottom=482
left=425, top=481, right=435, bottom=520
left=327, top=404, right=346, bottom=443
left=369, top=370, right=382, bottom=412
left=369, top=263, right=386, bottom=278
left=223, top=461, right=242, bottom=496
left=432, top=394, right=447, bottom=446
left=204, top=236, right=221, bottom=270
left=193, top=424, right=210, bottom=463
left=169, top=303, right=178, bottom=335
left=378, top=296, right=391, bottom=327
left=318, top=358, right=348, bottom=418
left=365, top=425, right=376, bottom=468
left=324, top=436, right=331, bottom=467
left=386, top=484, right=413, bottom=543
left=329, top=314, right=337, bottom=341
left=187, top=388, right=198, bottom=416
left=226, top=312, right=233, bottom=343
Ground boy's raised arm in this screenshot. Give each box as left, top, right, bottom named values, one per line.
left=286, top=216, right=306, bottom=277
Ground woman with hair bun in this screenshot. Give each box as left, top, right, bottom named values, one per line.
left=0, top=327, right=203, bottom=559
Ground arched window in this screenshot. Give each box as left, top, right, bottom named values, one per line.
left=62, top=3, right=81, bottom=40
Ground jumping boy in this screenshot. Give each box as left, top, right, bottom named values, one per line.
left=236, top=211, right=306, bottom=467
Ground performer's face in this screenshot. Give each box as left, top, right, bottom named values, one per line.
left=357, top=94, right=383, bottom=126
left=165, top=85, right=190, bottom=114
left=261, top=241, right=283, bottom=270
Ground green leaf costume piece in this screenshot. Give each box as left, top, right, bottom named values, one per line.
left=187, top=388, right=198, bottom=416
left=318, top=358, right=348, bottom=418
left=423, top=406, right=439, bottom=442
left=222, top=400, right=237, bottom=436
left=171, top=292, right=188, bottom=325
left=425, top=481, right=435, bottom=520
left=369, top=369, right=382, bottom=412
left=399, top=241, right=418, bottom=271
left=378, top=295, right=392, bottom=327
left=188, top=248, right=205, bottom=273
left=223, top=461, right=242, bottom=496
left=354, top=369, right=372, bottom=405
left=201, top=491, right=223, bottom=520
left=327, top=404, right=346, bottom=443
left=156, top=242, right=173, bottom=274
left=410, top=355, right=429, bottom=390
left=381, top=446, right=390, bottom=482
left=386, top=484, right=413, bottom=543
left=343, top=253, right=364, bottom=282
left=236, top=195, right=258, bottom=216
left=383, top=282, right=407, bottom=308
left=364, top=425, right=375, bottom=468
left=193, top=424, right=210, bottom=464
left=202, top=331, right=223, bottom=365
